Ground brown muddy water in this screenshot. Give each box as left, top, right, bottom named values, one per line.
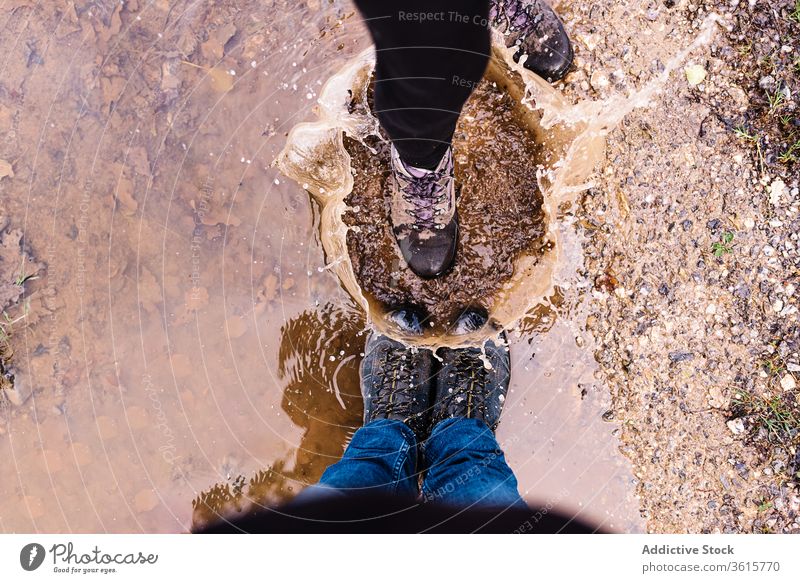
left=342, top=70, right=546, bottom=329
left=0, top=0, right=649, bottom=532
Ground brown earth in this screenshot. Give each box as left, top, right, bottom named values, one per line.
left=556, top=0, right=799, bottom=532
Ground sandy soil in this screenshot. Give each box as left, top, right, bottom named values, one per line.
left=555, top=0, right=799, bottom=532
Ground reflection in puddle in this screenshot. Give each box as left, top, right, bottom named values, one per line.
left=192, top=302, right=364, bottom=529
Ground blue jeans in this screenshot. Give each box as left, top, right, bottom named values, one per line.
left=300, top=418, right=526, bottom=509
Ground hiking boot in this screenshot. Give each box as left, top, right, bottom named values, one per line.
left=388, top=144, right=458, bottom=279
left=360, top=308, right=435, bottom=438
left=490, top=0, right=574, bottom=82
left=433, top=311, right=511, bottom=432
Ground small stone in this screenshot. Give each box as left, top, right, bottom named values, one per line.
left=727, top=418, right=745, bottom=435
left=769, top=178, right=786, bottom=206
left=590, top=70, right=609, bottom=90
left=669, top=351, right=694, bottom=362
left=743, top=217, right=755, bottom=230
left=780, top=374, right=796, bottom=391
left=758, top=75, right=775, bottom=90
left=685, top=64, right=707, bottom=86
left=773, top=299, right=784, bottom=313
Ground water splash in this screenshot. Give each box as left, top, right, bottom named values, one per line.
left=276, top=15, right=721, bottom=349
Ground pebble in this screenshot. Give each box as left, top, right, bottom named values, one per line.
left=743, top=217, right=755, bottom=230
left=685, top=64, right=707, bottom=86
left=780, top=374, right=796, bottom=391
left=758, top=75, right=775, bottom=90
left=727, top=418, right=745, bottom=435
left=769, top=179, right=786, bottom=206
left=669, top=351, right=694, bottom=362
left=773, top=299, right=784, bottom=313
left=590, top=70, right=609, bottom=90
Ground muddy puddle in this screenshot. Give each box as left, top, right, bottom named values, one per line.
left=0, top=0, right=720, bottom=534
left=341, top=67, right=547, bottom=330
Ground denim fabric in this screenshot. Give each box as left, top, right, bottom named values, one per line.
left=422, top=417, right=526, bottom=509
left=305, top=417, right=526, bottom=510
left=311, top=419, right=420, bottom=498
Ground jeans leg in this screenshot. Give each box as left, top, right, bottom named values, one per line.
left=421, top=417, right=527, bottom=509
left=298, top=419, right=419, bottom=500
left=353, top=0, right=491, bottom=169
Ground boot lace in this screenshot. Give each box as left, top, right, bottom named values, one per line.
left=489, top=0, right=545, bottom=39
left=400, top=174, right=450, bottom=231
left=443, top=350, right=490, bottom=418
left=371, top=348, right=415, bottom=417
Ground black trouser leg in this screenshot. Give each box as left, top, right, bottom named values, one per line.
left=353, top=0, right=491, bottom=169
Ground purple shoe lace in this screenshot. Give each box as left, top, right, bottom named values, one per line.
left=489, top=0, right=545, bottom=39
left=391, top=147, right=454, bottom=232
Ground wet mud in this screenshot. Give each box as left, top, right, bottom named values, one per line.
left=343, top=73, right=546, bottom=328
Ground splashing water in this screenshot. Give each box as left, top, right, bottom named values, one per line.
left=276, top=15, right=721, bottom=350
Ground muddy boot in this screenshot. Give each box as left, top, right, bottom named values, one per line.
left=490, top=0, right=574, bottom=82
left=388, top=144, right=458, bottom=279
left=433, top=310, right=511, bottom=432
left=360, top=308, right=435, bottom=438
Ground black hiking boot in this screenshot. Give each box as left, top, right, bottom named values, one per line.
left=433, top=309, right=511, bottom=432
left=489, top=0, right=574, bottom=82
left=388, top=144, right=458, bottom=279
left=360, top=308, right=435, bottom=438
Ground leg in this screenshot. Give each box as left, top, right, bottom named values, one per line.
left=353, top=0, right=491, bottom=169
left=296, top=311, right=435, bottom=501
left=422, top=417, right=527, bottom=509
left=303, top=419, right=419, bottom=499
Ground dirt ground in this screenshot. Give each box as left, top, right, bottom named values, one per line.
left=0, top=0, right=798, bottom=533
left=555, top=0, right=800, bottom=532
